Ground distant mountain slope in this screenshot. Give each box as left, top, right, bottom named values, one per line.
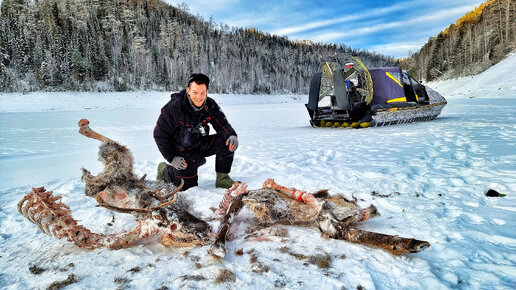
left=0, top=0, right=395, bottom=93
left=400, top=0, right=515, bottom=82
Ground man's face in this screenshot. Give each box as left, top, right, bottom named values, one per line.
left=187, top=82, right=207, bottom=107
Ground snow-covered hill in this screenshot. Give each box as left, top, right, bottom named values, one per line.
left=427, top=52, right=516, bottom=99
left=1, top=54, right=515, bottom=289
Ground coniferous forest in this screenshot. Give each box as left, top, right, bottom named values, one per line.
left=400, top=0, right=515, bottom=82
left=0, top=0, right=395, bottom=93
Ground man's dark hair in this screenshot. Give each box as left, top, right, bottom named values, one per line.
left=188, top=73, right=210, bottom=89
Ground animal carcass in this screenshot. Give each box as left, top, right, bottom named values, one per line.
left=209, top=180, right=430, bottom=258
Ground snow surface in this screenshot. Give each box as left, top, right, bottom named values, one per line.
left=1, top=54, right=516, bottom=289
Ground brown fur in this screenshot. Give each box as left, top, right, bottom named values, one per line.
left=82, top=142, right=136, bottom=197
left=243, top=189, right=320, bottom=225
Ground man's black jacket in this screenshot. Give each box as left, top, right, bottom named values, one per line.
left=153, top=89, right=237, bottom=163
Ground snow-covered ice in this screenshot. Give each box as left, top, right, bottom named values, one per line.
left=1, top=54, right=515, bottom=289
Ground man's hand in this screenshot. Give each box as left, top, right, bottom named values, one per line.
left=171, top=156, right=187, bottom=170
left=226, top=135, right=238, bottom=152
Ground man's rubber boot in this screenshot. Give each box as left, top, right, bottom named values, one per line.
left=216, top=172, right=237, bottom=189
left=157, top=162, right=167, bottom=181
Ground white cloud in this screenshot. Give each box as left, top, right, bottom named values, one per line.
left=270, top=2, right=414, bottom=36
left=369, top=41, right=427, bottom=58
left=292, top=5, right=475, bottom=43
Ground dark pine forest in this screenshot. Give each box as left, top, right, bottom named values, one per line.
left=0, top=0, right=396, bottom=93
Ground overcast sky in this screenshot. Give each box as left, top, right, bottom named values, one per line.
left=163, top=0, right=486, bottom=58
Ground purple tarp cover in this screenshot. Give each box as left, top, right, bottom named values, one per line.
left=369, top=67, right=405, bottom=105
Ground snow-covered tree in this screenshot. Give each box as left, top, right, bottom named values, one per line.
left=0, top=0, right=396, bottom=92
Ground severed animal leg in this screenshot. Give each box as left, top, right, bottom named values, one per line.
left=18, top=187, right=160, bottom=250
left=343, top=228, right=430, bottom=255
left=78, top=119, right=114, bottom=143
left=209, top=193, right=247, bottom=259
left=262, top=178, right=322, bottom=212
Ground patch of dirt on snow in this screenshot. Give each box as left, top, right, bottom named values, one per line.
left=194, top=263, right=203, bottom=269
left=278, top=247, right=332, bottom=268
left=179, top=274, right=207, bottom=282
left=189, top=255, right=201, bottom=262
left=308, top=253, right=332, bottom=269
left=47, top=273, right=78, bottom=290
left=127, top=266, right=141, bottom=273
left=29, top=264, right=46, bottom=275
left=247, top=249, right=270, bottom=274
left=113, top=276, right=130, bottom=285
left=215, top=269, right=236, bottom=284
left=54, top=263, right=75, bottom=272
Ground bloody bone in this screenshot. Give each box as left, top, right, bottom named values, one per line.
left=78, top=119, right=114, bottom=143
left=209, top=193, right=248, bottom=258
left=262, top=178, right=321, bottom=211
left=215, top=182, right=248, bottom=216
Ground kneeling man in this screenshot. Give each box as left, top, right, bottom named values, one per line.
left=154, top=73, right=238, bottom=190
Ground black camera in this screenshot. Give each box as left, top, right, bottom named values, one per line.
left=183, top=124, right=208, bottom=147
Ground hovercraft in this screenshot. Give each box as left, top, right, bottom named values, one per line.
left=305, top=56, right=447, bottom=128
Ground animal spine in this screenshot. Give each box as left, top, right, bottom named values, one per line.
left=18, top=187, right=158, bottom=249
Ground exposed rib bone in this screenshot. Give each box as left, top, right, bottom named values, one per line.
left=210, top=193, right=247, bottom=258
left=148, top=189, right=164, bottom=201
left=215, top=182, right=248, bottom=216
left=78, top=119, right=114, bottom=143
left=150, top=192, right=178, bottom=210
left=137, top=174, right=148, bottom=189
left=18, top=187, right=157, bottom=249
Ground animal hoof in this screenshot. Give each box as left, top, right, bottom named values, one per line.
left=409, top=240, right=431, bottom=253
left=208, top=243, right=227, bottom=259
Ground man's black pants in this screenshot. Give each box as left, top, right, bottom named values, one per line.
left=162, top=134, right=234, bottom=190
